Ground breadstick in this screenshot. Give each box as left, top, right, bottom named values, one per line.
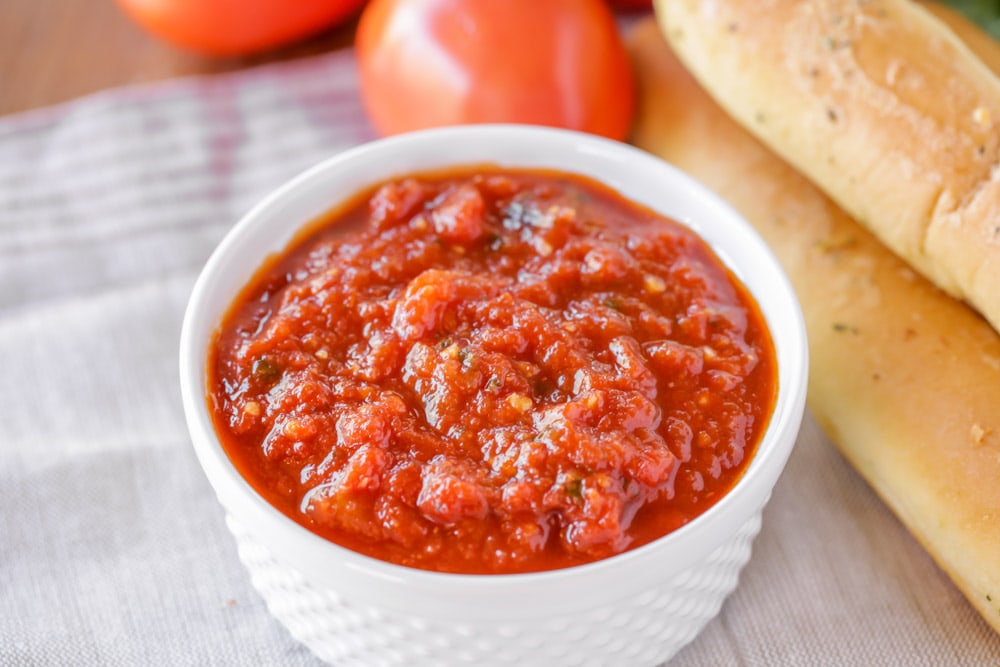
left=628, top=12, right=1000, bottom=633
left=654, top=0, right=1000, bottom=334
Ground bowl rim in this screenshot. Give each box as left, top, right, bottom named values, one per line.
left=179, top=124, right=808, bottom=615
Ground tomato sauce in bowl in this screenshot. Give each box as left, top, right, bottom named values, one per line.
left=208, top=168, right=776, bottom=575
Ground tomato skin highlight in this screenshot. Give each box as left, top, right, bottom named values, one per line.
left=355, top=0, right=636, bottom=140
left=115, top=0, right=367, bottom=56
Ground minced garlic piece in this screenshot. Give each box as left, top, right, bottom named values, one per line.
left=507, top=393, right=534, bottom=412
left=534, top=239, right=553, bottom=257
left=644, top=274, right=667, bottom=293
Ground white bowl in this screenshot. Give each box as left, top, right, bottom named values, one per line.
left=179, top=125, right=807, bottom=667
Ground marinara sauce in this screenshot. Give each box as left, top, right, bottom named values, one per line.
left=209, top=168, right=777, bottom=574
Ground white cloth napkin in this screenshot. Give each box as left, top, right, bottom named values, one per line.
left=1, top=48, right=997, bottom=666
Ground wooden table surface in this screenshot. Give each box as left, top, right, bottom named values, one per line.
left=0, top=0, right=358, bottom=117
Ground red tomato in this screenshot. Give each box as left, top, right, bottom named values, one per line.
left=355, top=0, right=635, bottom=140
left=116, top=0, right=367, bottom=56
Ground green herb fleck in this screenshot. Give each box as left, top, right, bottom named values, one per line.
left=832, top=322, right=860, bottom=334
left=533, top=376, right=554, bottom=397
left=252, top=358, right=281, bottom=385
left=604, top=296, right=623, bottom=311
left=566, top=478, right=584, bottom=501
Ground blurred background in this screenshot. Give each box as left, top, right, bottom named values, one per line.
left=1, top=0, right=359, bottom=116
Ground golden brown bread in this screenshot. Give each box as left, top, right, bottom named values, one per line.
left=627, top=13, right=1000, bottom=634
left=653, top=0, right=1000, bottom=334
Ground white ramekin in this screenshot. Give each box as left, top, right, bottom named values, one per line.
left=180, top=125, right=808, bottom=667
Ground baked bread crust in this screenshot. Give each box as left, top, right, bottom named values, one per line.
left=654, top=0, right=1000, bottom=333
left=628, top=12, right=1000, bottom=633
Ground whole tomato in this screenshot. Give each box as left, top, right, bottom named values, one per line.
left=116, top=0, right=368, bottom=56
left=355, top=0, right=635, bottom=140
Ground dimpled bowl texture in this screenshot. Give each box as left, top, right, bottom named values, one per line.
left=180, top=125, right=808, bottom=667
